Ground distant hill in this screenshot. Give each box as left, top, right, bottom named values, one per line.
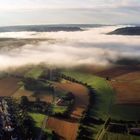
left=0, top=24, right=109, bottom=32
left=0, top=25, right=83, bottom=32
left=108, top=27, right=140, bottom=35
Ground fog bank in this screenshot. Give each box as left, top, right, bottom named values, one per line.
left=0, top=25, right=139, bottom=70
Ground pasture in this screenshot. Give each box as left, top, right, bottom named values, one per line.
left=24, top=67, right=44, bottom=79
left=29, top=112, right=46, bottom=128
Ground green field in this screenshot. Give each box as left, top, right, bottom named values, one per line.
left=29, top=112, right=46, bottom=128
left=53, top=104, right=67, bottom=114
left=25, top=68, right=44, bottom=79
left=29, top=112, right=52, bottom=139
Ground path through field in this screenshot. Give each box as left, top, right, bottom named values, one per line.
left=47, top=81, right=89, bottom=140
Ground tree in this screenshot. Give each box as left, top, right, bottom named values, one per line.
left=20, top=96, right=29, bottom=108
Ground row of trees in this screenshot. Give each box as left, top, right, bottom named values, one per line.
left=22, top=77, right=54, bottom=92
left=20, top=96, right=49, bottom=114
left=60, top=74, right=105, bottom=140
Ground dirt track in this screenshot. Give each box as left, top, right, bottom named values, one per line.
left=47, top=82, right=89, bottom=140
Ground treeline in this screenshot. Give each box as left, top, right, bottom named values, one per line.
left=22, top=77, right=54, bottom=91
left=20, top=96, right=49, bottom=114
left=60, top=74, right=105, bottom=140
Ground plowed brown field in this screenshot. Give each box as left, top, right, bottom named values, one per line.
left=111, top=82, right=140, bottom=104
left=0, top=77, right=20, bottom=96
left=110, top=71, right=140, bottom=104
left=47, top=117, right=78, bottom=140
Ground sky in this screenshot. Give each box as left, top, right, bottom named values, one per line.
left=0, top=0, right=140, bottom=26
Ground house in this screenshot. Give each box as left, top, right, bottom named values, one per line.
left=56, top=92, right=74, bottom=106
left=56, top=99, right=66, bottom=106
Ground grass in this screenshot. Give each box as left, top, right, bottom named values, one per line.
left=25, top=68, right=44, bottom=79
left=29, top=112, right=46, bottom=128
left=53, top=104, right=67, bottom=114
left=29, top=112, right=52, bottom=139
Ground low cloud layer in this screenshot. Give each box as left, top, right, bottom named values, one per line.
left=0, top=25, right=140, bottom=70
